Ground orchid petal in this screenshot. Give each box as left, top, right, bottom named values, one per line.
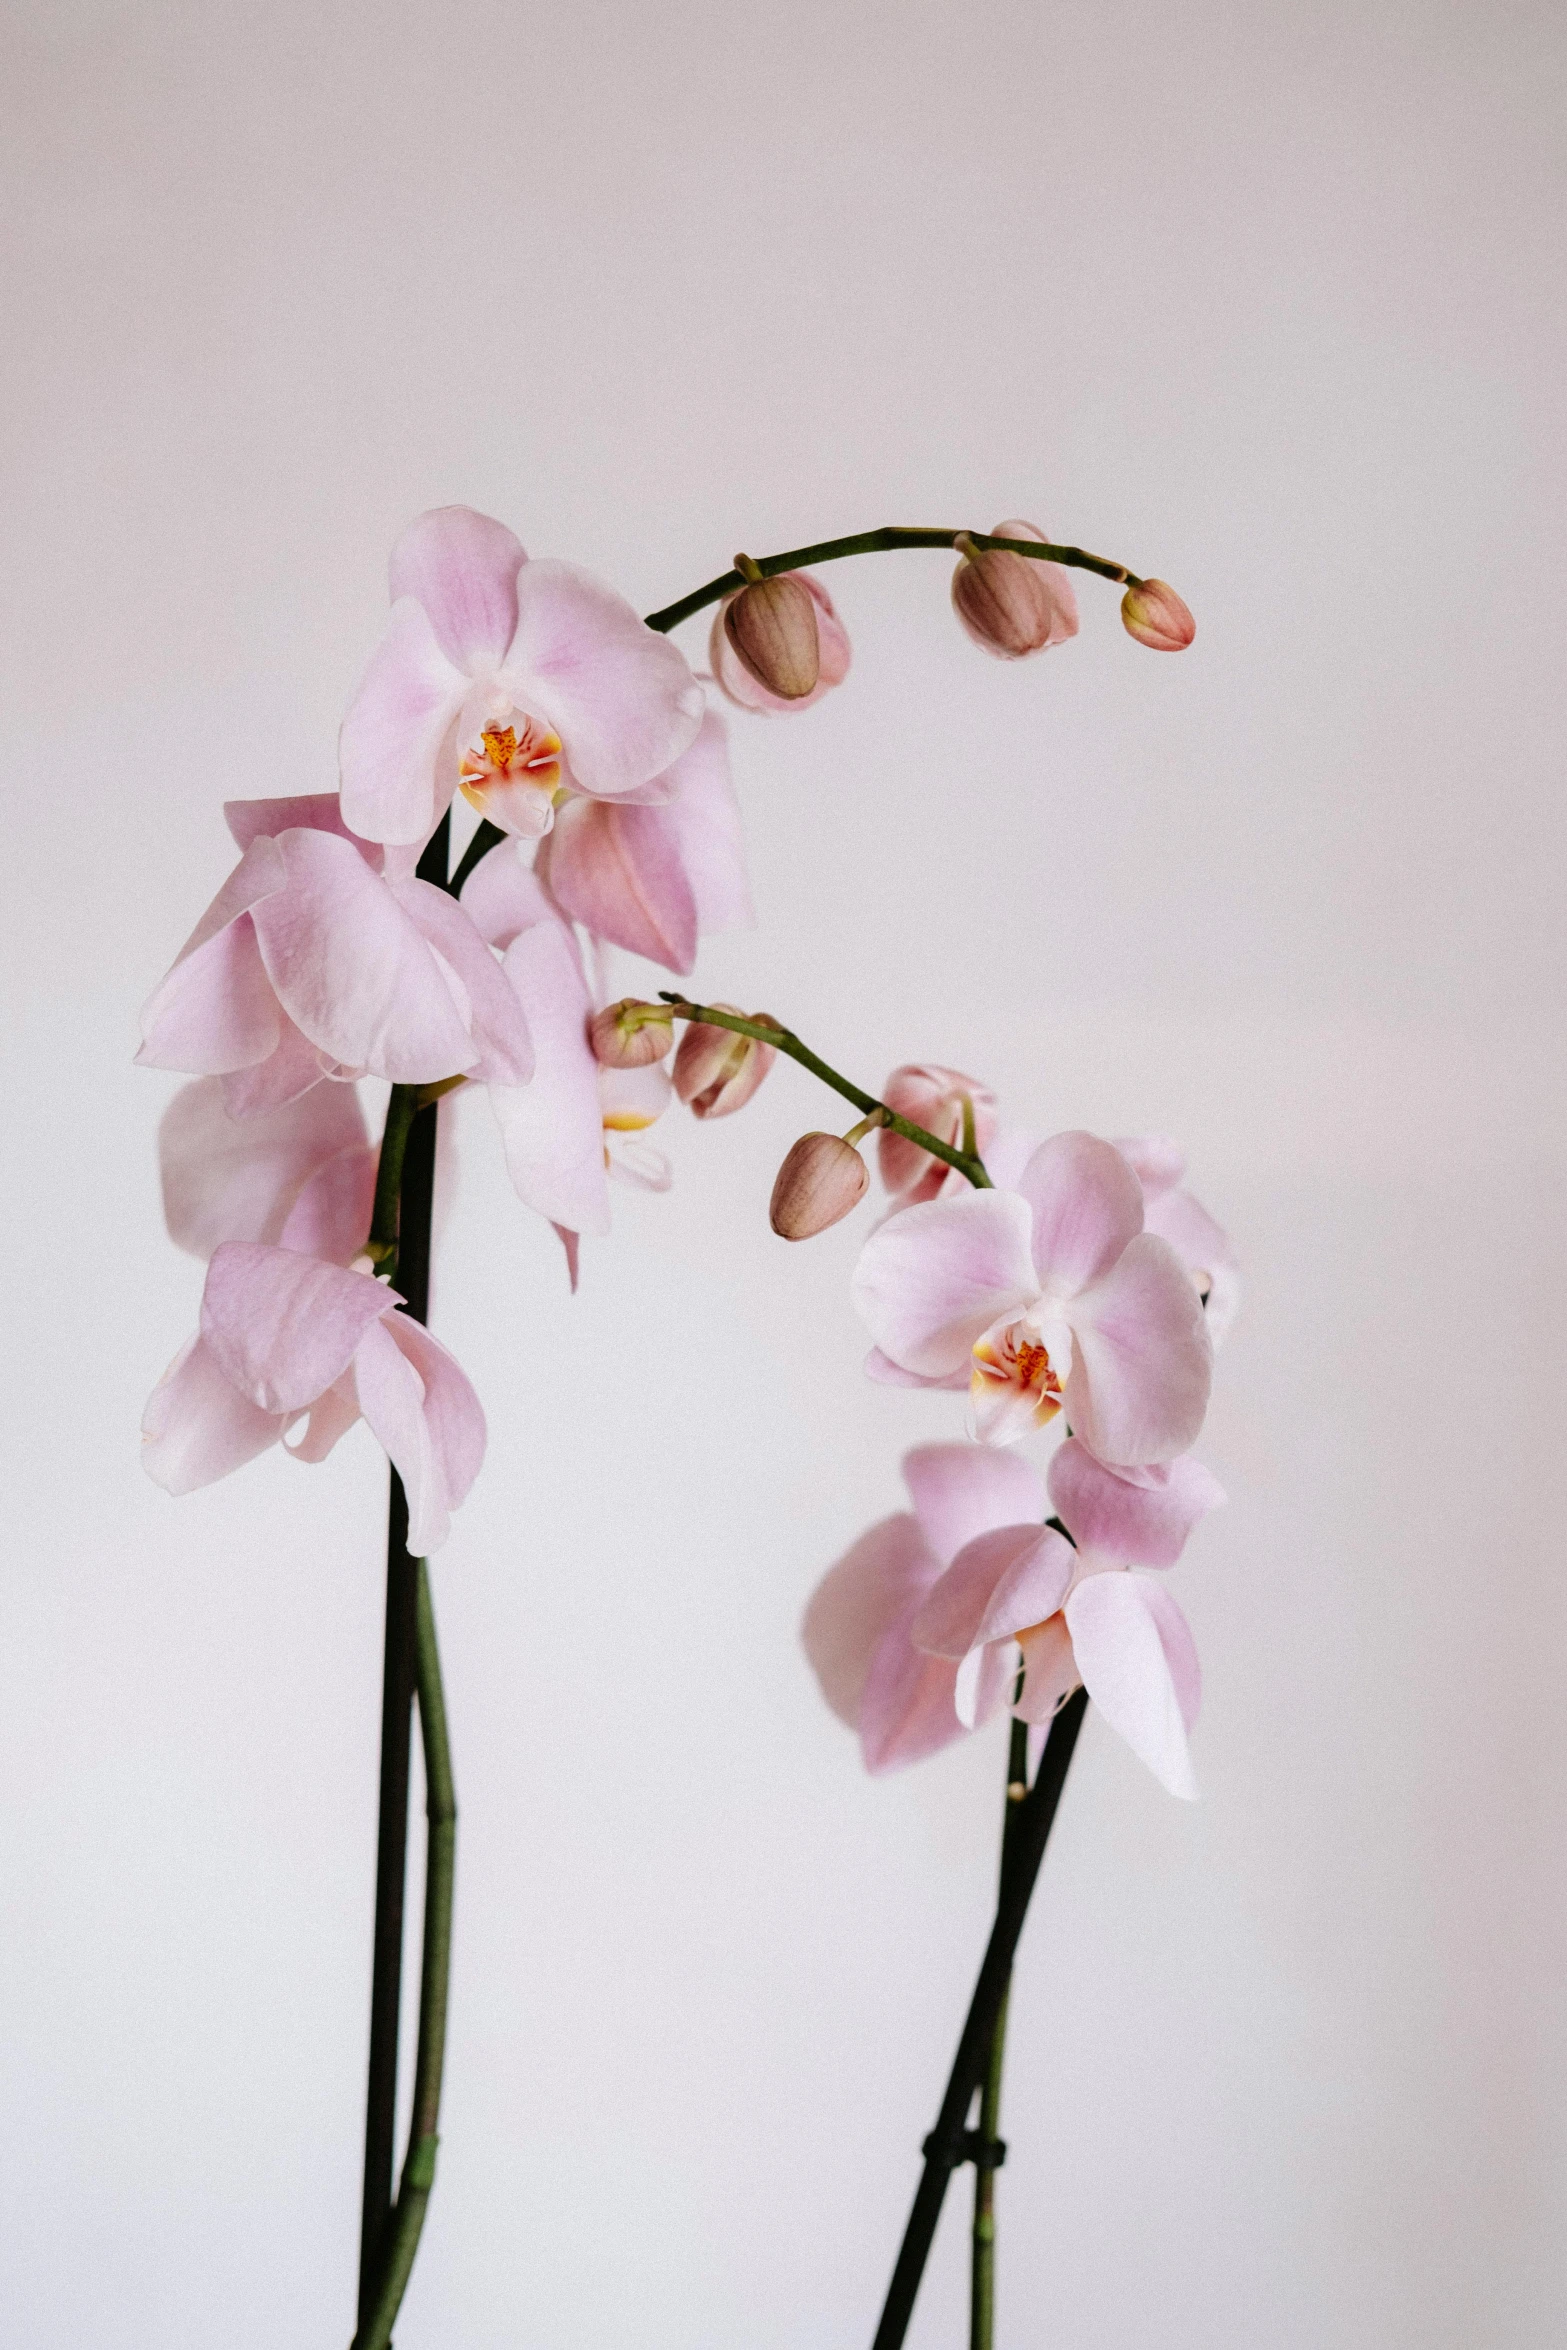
left=1014, top=1614, right=1081, bottom=1726
left=1144, top=1185, right=1243, bottom=1345
left=1048, top=1436, right=1226, bottom=1568
left=224, top=795, right=378, bottom=860
left=339, top=597, right=466, bottom=847
left=491, top=924, right=610, bottom=1235
left=159, top=1076, right=368, bottom=1259
left=540, top=795, right=699, bottom=972
left=859, top=1605, right=966, bottom=1773
left=380, top=1313, right=486, bottom=1517
left=1112, top=1133, right=1186, bottom=1200
left=459, top=837, right=567, bottom=951
left=1014, top=1131, right=1146, bottom=1297
left=911, top=1524, right=1075, bottom=1660
left=388, top=505, right=525, bottom=670
left=391, top=877, right=534, bottom=1084
left=201, top=1242, right=397, bottom=1415
left=505, top=560, right=705, bottom=800
left=862, top=1348, right=970, bottom=1391
left=141, top=1332, right=287, bottom=1494
left=801, top=1512, right=941, bottom=1729
left=350, top=1318, right=444, bottom=1553
left=851, top=1190, right=1038, bottom=1380
left=221, top=1017, right=330, bottom=1117
left=1067, top=1232, right=1214, bottom=1466
left=1065, top=1572, right=1199, bottom=1798
left=282, top=1373, right=361, bottom=1463
left=136, top=837, right=289, bottom=1075
left=652, top=709, right=752, bottom=935
left=277, top=1144, right=378, bottom=1266
left=250, top=829, right=477, bottom=1083
left=900, top=1441, right=1044, bottom=1568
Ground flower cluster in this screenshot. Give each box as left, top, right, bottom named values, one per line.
left=802, top=1089, right=1236, bottom=1799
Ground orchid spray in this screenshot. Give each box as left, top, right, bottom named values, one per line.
left=138, top=505, right=1229, bottom=2350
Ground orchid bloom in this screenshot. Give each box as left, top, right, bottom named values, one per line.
left=339, top=506, right=705, bottom=848
left=460, top=846, right=673, bottom=1248
left=877, top=1063, right=999, bottom=1205
left=532, top=708, right=753, bottom=976
left=1114, top=1134, right=1242, bottom=1344
left=142, top=1080, right=484, bottom=1551
left=801, top=1443, right=1046, bottom=1773
left=852, top=1131, right=1213, bottom=1462
left=909, top=1437, right=1223, bottom=1798
left=136, top=796, right=534, bottom=1116
left=707, top=571, right=852, bottom=715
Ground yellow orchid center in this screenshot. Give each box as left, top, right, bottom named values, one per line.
left=458, top=716, right=562, bottom=814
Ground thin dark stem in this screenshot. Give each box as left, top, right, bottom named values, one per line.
left=352, top=1559, right=458, bottom=2350
left=449, top=818, right=507, bottom=898
left=869, top=1690, right=1088, bottom=2350
left=357, top=813, right=448, bottom=2329
left=658, top=998, right=992, bottom=1189
left=643, top=527, right=1140, bottom=636
left=970, top=1718, right=1029, bottom=2350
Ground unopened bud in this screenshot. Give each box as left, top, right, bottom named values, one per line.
left=708, top=571, right=852, bottom=715
left=673, top=1006, right=780, bottom=1119
left=952, top=520, right=1079, bottom=660
left=770, top=1133, right=869, bottom=1239
left=722, top=571, right=821, bottom=700
left=1120, top=578, right=1195, bottom=651
left=590, top=998, right=673, bottom=1069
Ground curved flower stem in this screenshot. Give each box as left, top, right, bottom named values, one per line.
left=352, top=1558, right=457, bottom=2350
left=358, top=813, right=451, bottom=2331
left=869, top=1689, right=1087, bottom=2350
left=658, top=998, right=992, bottom=1189
left=644, top=526, right=1140, bottom=637
left=970, top=1718, right=1029, bottom=2350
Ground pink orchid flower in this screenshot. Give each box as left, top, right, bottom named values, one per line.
left=532, top=708, right=753, bottom=976
left=707, top=571, right=852, bottom=715
left=1114, top=1134, right=1242, bottom=1344
left=910, top=1437, right=1223, bottom=1799
left=851, top=1130, right=1213, bottom=1463
left=877, top=1064, right=1000, bottom=1205
left=459, top=847, right=673, bottom=1245
left=339, top=506, right=705, bottom=848
left=143, top=1081, right=483, bottom=1551
left=801, top=1443, right=1046, bottom=1773
left=137, top=796, right=534, bottom=1115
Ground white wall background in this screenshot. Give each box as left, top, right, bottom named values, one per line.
left=2, top=3, right=1562, bottom=2344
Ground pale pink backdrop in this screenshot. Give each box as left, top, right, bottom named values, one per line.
left=2, top=3, right=1562, bottom=2345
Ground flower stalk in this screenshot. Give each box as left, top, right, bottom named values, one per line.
left=869, top=1689, right=1087, bottom=2350
left=643, top=526, right=1142, bottom=637
left=658, top=998, right=992, bottom=1189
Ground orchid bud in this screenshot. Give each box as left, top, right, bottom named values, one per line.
left=951, top=520, right=1079, bottom=660
left=673, top=1005, right=780, bottom=1119
left=708, top=571, right=852, bottom=715
left=590, top=998, right=673, bottom=1069
left=723, top=570, right=820, bottom=700
left=770, top=1132, right=869, bottom=1240
left=1120, top=578, right=1195, bottom=651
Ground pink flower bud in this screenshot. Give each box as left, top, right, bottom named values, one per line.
left=1120, top=578, right=1195, bottom=651
left=673, top=1006, right=780, bottom=1119
left=770, top=1133, right=869, bottom=1239
left=589, top=998, right=674, bottom=1069
left=722, top=573, right=820, bottom=700
left=708, top=572, right=852, bottom=716
left=951, top=520, right=1079, bottom=660
left=878, top=1064, right=999, bottom=1203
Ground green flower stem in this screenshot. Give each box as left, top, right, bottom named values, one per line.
left=448, top=819, right=506, bottom=897
left=367, top=1087, right=421, bottom=1280
left=352, top=1559, right=457, bottom=2350
left=659, top=998, right=992, bottom=1189
left=643, top=526, right=1140, bottom=637
left=970, top=1718, right=1029, bottom=2350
